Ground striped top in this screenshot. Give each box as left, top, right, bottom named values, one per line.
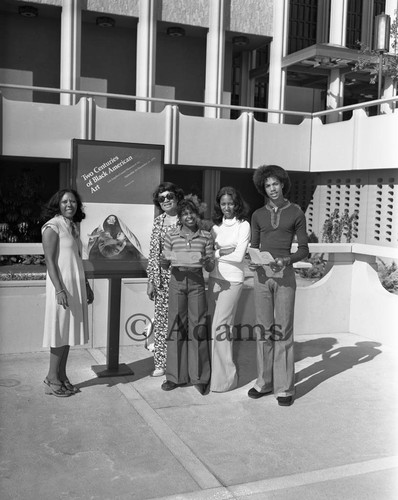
left=164, top=227, right=214, bottom=268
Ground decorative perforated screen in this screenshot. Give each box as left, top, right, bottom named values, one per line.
left=289, top=169, right=397, bottom=246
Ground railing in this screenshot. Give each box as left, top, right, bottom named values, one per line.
left=1, top=82, right=397, bottom=119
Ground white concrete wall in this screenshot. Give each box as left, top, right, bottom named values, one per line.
left=310, top=110, right=398, bottom=172
left=0, top=281, right=46, bottom=354
left=120, top=278, right=154, bottom=347
left=2, top=96, right=397, bottom=173
left=349, top=245, right=398, bottom=348
left=1, top=245, right=397, bottom=354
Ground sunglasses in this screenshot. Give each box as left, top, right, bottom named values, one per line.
left=158, top=193, right=175, bottom=203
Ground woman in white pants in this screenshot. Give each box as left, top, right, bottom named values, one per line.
left=208, top=187, right=250, bottom=392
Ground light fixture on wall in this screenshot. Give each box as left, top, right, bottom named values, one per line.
left=373, top=13, right=391, bottom=101
left=233, top=36, right=249, bottom=47
left=167, top=27, right=185, bottom=38
left=374, top=13, right=391, bottom=52
left=96, top=16, right=115, bottom=28
left=18, top=6, right=38, bottom=17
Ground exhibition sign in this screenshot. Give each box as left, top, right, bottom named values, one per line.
left=72, top=139, right=163, bottom=273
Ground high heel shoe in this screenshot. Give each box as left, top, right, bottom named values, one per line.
left=61, top=378, right=80, bottom=394
left=150, top=368, right=165, bottom=377
left=43, top=378, right=71, bottom=397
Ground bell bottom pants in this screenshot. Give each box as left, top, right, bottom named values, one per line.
left=253, top=266, right=296, bottom=398
left=166, top=268, right=210, bottom=385
left=207, top=277, right=243, bottom=392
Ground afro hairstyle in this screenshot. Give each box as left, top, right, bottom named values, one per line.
left=252, top=165, right=291, bottom=198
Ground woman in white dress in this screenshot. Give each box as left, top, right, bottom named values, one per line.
left=208, top=187, right=250, bottom=392
left=42, top=189, right=94, bottom=397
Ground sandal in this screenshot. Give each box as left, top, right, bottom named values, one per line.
left=43, top=378, right=71, bottom=397
left=61, top=378, right=80, bottom=394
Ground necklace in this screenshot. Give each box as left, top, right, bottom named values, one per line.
left=62, top=216, right=79, bottom=238
left=180, top=228, right=196, bottom=248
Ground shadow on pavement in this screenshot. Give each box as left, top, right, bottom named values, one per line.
left=76, top=355, right=154, bottom=390
left=295, top=341, right=382, bottom=399
left=295, top=337, right=337, bottom=363
left=233, top=337, right=339, bottom=389
left=234, top=339, right=257, bottom=387
left=75, top=338, right=382, bottom=400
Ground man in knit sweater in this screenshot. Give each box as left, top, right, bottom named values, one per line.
left=248, top=165, right=309, bottom=406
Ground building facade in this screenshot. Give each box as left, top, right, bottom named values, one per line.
left=0, top=0, right=397, bottom=247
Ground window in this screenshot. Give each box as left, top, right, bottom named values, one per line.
left=0, top=160, right=60, bottom=244
left=288, top=0, right=318, bottom=54
left=253, top=80, right=268, bottom=122
left=231, top=54, right=242, bottom=119
left=374, top=0, right=386, bottom=17
left=346, top=0, right=363, bottom=49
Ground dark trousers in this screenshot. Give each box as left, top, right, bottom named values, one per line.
left=166, top=267, right=210, bottom=385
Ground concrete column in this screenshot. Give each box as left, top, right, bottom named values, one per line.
left=329, top=0, right=348, bottom=46
left=164, top=105, right=179, bottom=165
left=381, top=77, right=396, bottom=113
left=316, top=0, right=330, bottom=43
left=136, top=0, right=157, bottom=112
left=204, top=0, right=226, bottom=118
left=381, top=0, right=398, bottom=113
left=326, top=68, right=344, bottom=123
left=80, top=97, right=95, bottom=140
left=326, top=0, right=348, bottom=121
left=202, top=169, right=220, bottom=219
left=268, top=0, right=289, bottom=124
left=240, top=112, right=254, bottom=168
left=361, top=0, right=374, bottom=48
left=60, top=0, right=82, bottom=105
left=239, top=51, right=254, bottom=108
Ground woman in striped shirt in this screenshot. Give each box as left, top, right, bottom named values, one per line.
left=160, top=198, right=214, bottom=395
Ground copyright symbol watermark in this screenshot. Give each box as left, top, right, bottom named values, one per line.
left=125, top=313, right=152, bottom=341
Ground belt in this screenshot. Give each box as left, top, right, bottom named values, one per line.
left=173, top=266, right=202, bottom=272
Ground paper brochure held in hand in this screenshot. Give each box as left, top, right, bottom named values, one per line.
left=165, top=250, right=202, bottom=267
left=248, top=247, right=274, bottom=265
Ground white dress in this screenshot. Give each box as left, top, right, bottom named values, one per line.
left=42, top=216, right=89, bottom=347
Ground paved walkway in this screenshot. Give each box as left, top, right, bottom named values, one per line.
left=1, top=332, right=397, bottom=500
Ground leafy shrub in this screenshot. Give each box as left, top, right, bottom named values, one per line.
left=377, top=259, right=398, bottom=294
left=0, top=254, right=45, bottom=266
left=296, top=254, right=326, bottom=279
left=322, top=208, right=358, bottom=243
left=0, top=170, right=44, bottom=243
left=295, top=232, right=326, bottom=280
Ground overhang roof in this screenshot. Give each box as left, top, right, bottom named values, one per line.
left=282, top=43, right=362, bottom=70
